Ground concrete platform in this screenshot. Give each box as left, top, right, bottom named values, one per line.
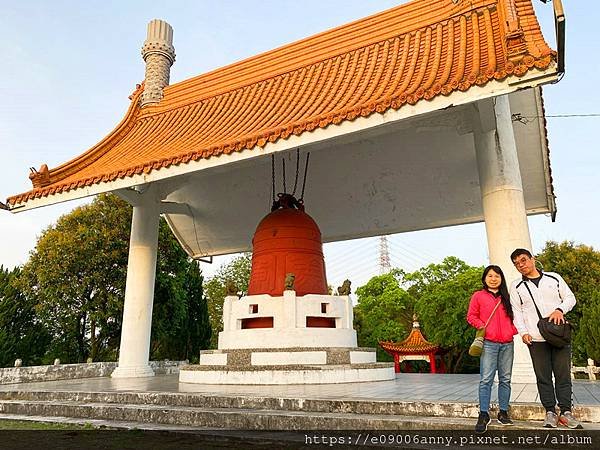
left=0, top=373, right=598, bottom=431
left=189, top=347, right=395, bottom=384
left=181, top=363, right=395, bottom=385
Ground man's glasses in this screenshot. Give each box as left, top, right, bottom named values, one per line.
left=513, top=256, right=531, bottom=267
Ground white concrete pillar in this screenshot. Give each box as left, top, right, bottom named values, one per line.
left=282, top=290, right=296, bottom=328
left=222, top=297, right=233, bottom=331
left=112, top=189, right=160, bottom=378
left=474, top=95, right=535, bottom=384
left=344, top=297, right=354, bottom=329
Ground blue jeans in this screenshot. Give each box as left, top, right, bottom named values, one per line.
left=479, top=340, right=514, bottom=413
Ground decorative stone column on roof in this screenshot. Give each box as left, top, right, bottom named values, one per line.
left=140, top=19, right=175, bottom=107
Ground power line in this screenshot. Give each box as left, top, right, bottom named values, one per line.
left=512, top=113, right=600, bottom=124
left=324, top=241, right=375, bottom=266
left=545, top=114, right=600, bottom=118
left=387, top=239, right=434, bottom=266
left=516, top=113, right=600, bottom=119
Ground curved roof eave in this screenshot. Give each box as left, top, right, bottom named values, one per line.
left=6, top=0, right=558, bottom=210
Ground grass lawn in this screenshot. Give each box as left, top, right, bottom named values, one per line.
left=0, top=419, right=96, bottom=430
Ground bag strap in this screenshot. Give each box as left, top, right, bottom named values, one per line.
left=544, top=272, right=564, bottom=303
left=522, top=281, right=544, bottom=320
left=483, top=298, right=503, bottom=328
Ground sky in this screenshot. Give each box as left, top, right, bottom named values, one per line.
left=1, top=0, right=598, bottom=290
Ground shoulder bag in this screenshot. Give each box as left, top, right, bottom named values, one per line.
left=531, top=295, right=571, bottom=348
left=469, top=299, right=502, bottom=357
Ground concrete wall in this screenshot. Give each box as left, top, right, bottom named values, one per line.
left=0, top=360, right=187, bottom=384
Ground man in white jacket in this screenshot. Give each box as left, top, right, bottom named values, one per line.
left=509, top=248, right=582, bottom=429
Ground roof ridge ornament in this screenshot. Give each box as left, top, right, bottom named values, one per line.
left=29, top=164, right=50, bottom=188
left=129, top=82, right=145, bottom=101
left=140, top=19, right=176, bottom=107
left=500, top=0, right=528, bottom=62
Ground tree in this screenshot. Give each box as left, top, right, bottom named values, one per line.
left=19, top=194, right=130, bottom=363
left=150, top=225, right=211, bottom=361
left=536, top=241, right=600, bottom=364
left=579, top=291, right=600, bottom=364
left=0, top=266, right=50, bottom=367
left=353, top=257, right=482, bottom=373
left=179, top=261, right=211, bottom=362
left=353, top=270, right=413, bottom=361
left=404, top=257, right=482, bottom=373
left=18, top=193, right=211, bottom=363
left=203, top=254, right=251, bottom=348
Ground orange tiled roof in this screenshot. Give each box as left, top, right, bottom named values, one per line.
left=379, top=326, right=439, bottom=355
left=8, top=0, right=555, bottom=207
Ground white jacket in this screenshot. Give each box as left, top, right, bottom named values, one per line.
left=509, top=271, right=576, bottom=342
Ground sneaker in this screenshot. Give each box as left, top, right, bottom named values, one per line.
left=559, top=411, right=583, bottom=429
left=497, top=410, right=513, bottom=425
left=475, top=412, right=491, bottom=433
left=543, top=410, right=558, bottom=428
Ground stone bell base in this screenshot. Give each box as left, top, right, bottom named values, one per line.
left=179, top=347, right=395, bottom=385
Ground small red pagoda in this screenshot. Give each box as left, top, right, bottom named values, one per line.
left=379, top=314, right=443, bottom=374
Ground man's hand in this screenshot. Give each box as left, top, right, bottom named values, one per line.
left=522, top=334, right=533, bottom=345
left=548, top=309, right=565, bottom=325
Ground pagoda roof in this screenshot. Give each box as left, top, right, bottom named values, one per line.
left=379, top=326, right=440, bottom=355
left=6, top=0, right=555, bottom=209
left=380, top=315, right=440, bottom=354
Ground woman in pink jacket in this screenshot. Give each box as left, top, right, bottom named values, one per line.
left=467, top=265, right=518, bottom=433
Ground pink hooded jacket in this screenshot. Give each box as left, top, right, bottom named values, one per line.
left=467, top=289, right=517, bottom=344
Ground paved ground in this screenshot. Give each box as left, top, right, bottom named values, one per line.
left=1, top=373, right=599, bottom=406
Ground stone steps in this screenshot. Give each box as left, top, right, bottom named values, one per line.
left=1, top=390, right=599, bottom=423
left=3, top=390, right=484, bottom=417
left=0, top=398, right=546, bottom=431
left=0, top=390, right=598, bottom=432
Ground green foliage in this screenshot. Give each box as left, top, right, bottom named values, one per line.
left=353, top=270, right=413, bottom=361
left=536, top=241, right=600, bottom=364
left=354, top=257, right=482, bottom=373
left=180, top=262, right=212, bottom=363
left=405, top=258, right=482, bottom=373
left=579, top=291, right=600, bottom=364
left=19, top=194, right=130, bottom=363
left=203, top=254, right=251, bottom=348
left=0, top=266, right=50, bottom=367
left=150, top=235, right=211, bottom=362
left=17, top=193, right=210, bottom=364
left=355, top=243, right=600, bottom=371
left=149, top=222, right=193, bottom=360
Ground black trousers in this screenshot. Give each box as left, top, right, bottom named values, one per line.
left=528, top=341, right=572, bottom=413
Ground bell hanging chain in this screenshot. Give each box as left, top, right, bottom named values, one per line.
left=299, top=152, right=310, bottom=203
left=282, top=158, right=287, bottom=193
left=291, top=149, right=300, bottom=196
left=269, top=150, right=311, bottom=209
left=271, top=154, right=276, bottom=208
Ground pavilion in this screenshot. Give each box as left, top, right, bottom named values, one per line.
left=380, top=315, right=444, bottom=374
left=3, top=0, right=564, bottom=382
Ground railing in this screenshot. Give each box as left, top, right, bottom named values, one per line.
left=1, top=360, right=188, bottom=384
left=571, top=359, right=599, bottom=380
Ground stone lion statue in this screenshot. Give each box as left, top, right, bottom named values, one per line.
left=337, top=279, right=351, bottom=296
left=284, top=273, right=295, bottom=290
left=225, top=279, right=238, bottom=296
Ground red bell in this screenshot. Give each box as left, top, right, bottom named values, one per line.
left=248, top=194, right=328, bottom=296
